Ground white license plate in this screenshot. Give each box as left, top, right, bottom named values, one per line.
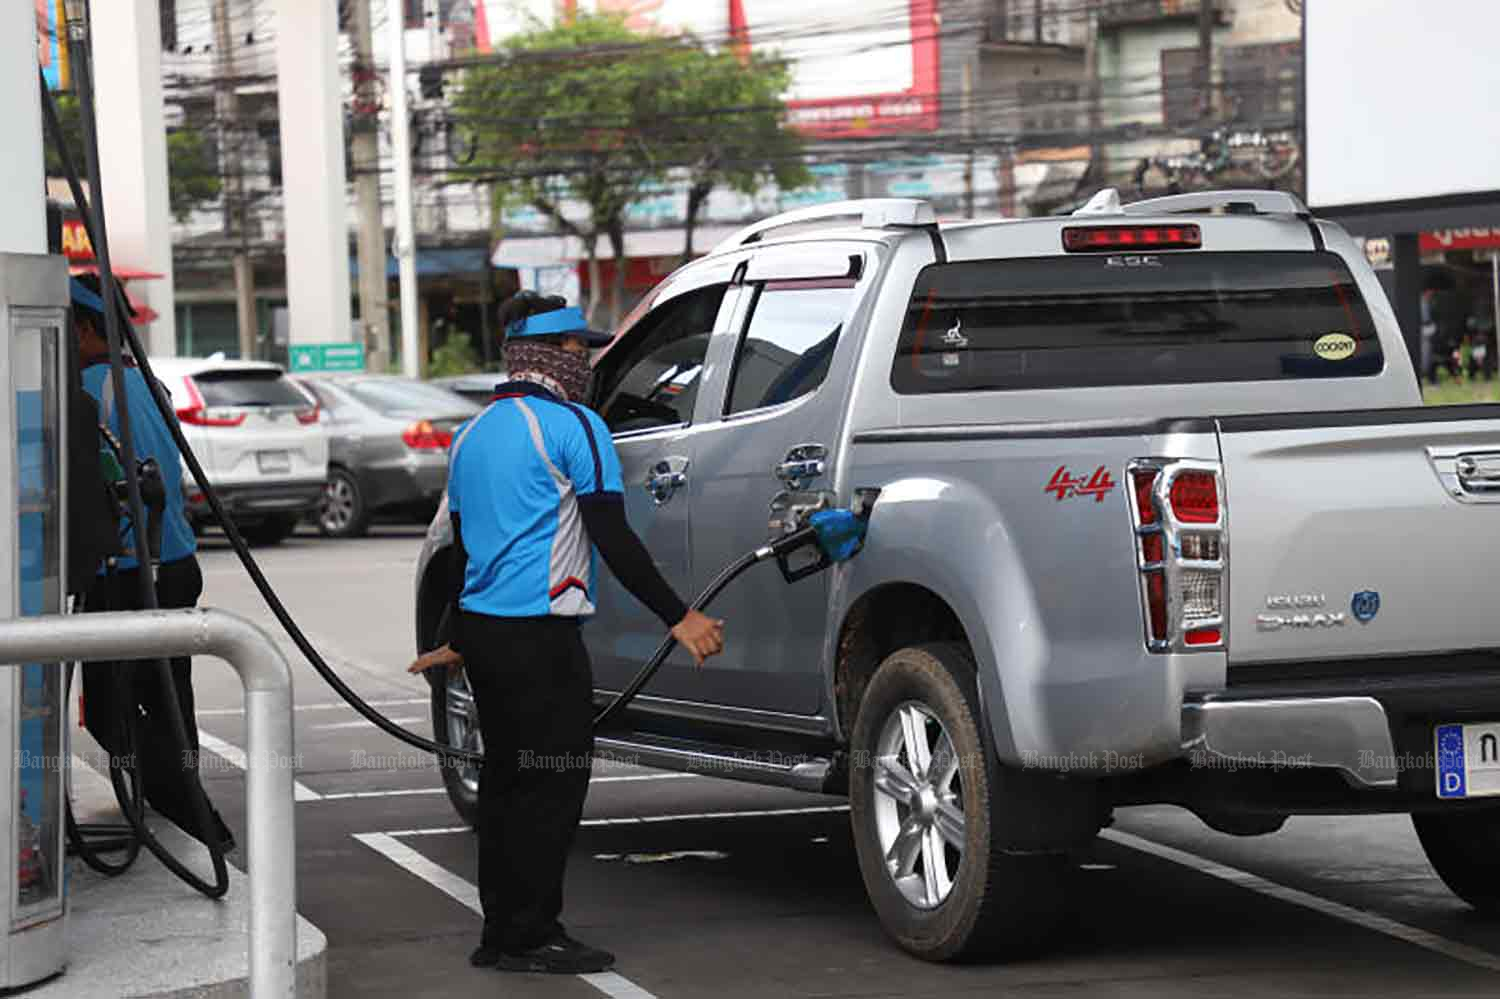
left=257, top=450, right=291, bottom=475
left=1435, top=722, right=1500, bottom=798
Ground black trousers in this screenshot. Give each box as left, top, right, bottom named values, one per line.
left=460, top=612, right=594, bottom=952
left=81, top=555, right=232, bottom=850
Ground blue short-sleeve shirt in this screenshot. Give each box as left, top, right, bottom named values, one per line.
left=447, top=382, right=623, bottom=618
left=82, top=363, right=197, bottom=571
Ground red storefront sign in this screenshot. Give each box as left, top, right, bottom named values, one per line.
left=61, top=218, right=94, bottom=261
left=1420, top=229, right=1500, bottom=252
left=577, top=255, right=681, bottom=293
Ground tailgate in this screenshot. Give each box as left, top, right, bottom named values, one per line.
left=1219, top=406, right=1500, bottom=664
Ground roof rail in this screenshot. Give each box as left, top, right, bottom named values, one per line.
left=710, top=198, right=937, bottom=254
left=1122, top=189, right=1309, bottom=217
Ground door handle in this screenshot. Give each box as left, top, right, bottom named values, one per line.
left=774, top=443, right=827, bottom=490
left=1457, top=452, right=1500, bottom=492
left=646, top=456, right=690, bottom=505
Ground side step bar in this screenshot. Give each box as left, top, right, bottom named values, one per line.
left=593, top=733, right=834, bottom=794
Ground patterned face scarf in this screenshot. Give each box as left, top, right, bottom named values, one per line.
left=503, top=340, right=593, bottom=402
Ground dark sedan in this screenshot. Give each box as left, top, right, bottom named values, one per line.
left=291, top=375, right=480, bottom=538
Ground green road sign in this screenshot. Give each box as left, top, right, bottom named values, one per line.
left=288, top=343, right=366, bottom=373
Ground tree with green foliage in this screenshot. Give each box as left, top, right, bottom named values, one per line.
left=452, top=12, right=808, bottom=324
left=44, top=93, right=222, bottom=222
left=648, top=48, right=811, bottom=263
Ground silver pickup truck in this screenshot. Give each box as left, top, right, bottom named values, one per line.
left=415, top=189, right=1500, bottom=962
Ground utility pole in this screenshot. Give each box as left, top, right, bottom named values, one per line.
left=426, top=0, right=448, bottom=235
left=214, top=0, right=256, bottom=361
left=390, top=3, right=420, bottom=378
left=1084, top=0, right=1103, bottom=189
left=1197, top=0, right=1215, bottom=120
left=351, top=0, right=390, bottom=371
left=962, top=58, right=975, bottom=218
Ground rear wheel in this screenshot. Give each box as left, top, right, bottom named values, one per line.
left=242, top=514, right=298, bottom=546
left=430, top=666, right=481, bottom=828
left=318, top=468, right=369, bottom=538
left=1413, top=808, right=1500, bottom=914
left=850, top=642, right=1068, bottom=962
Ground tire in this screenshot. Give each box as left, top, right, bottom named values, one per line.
left=1413, top=808, right=1500, bottom=914
left=430, top=665, right=481, bottom=828
left=242, top=514, right=298, bottom=546
left=849, top=642, right=1068, bottom=962
left=318, top=467, right=369, bottom=538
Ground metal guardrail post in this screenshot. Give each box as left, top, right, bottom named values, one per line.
left=0, top=608, right=297, bottom=998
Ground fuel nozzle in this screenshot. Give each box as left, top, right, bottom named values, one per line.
left=766, top=489, right=877, bottom=584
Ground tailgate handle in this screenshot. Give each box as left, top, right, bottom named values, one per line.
left=1456, top=452, right=1500, bottom=492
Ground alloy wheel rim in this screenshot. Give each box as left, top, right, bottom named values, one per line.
left=871, top=700, right=965, bottom=910
left=320, top=476, right=355, bottom=532
left=444, top=669, right=483, bottom=796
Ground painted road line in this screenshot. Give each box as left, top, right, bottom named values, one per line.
left=318, top=788, right=447, bottom=801
left=195, top=730, right=324, bottom=802
left=310, top=716, right=422, bottom=732
left=196, top=697, right=427, bottom=718
left=303, top=773, right=700, bottom=803
left=1104, top=829, right=1500, bottom=974
left=355, top=832, right=662, bottom=999
left=381, top=804, right=851, bottom=839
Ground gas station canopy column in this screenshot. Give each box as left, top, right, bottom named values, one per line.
left=273, top=0, right=354, bottom=350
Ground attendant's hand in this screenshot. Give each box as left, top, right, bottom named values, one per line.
left=408, top=643, right=463, bottom=674
left=671, top=610, right=725, bottom=666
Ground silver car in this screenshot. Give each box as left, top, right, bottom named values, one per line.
left=292, top=375, right=479, bottom=538
left=413, top=192, right=1500, bottom=963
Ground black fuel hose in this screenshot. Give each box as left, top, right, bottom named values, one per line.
left=43, top=53, right=230, bottom=899
left=38, top=71, right=835, bottom=783
left=593, top=544, right=778, bottom=731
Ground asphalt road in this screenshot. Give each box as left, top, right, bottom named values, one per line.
left=145, top=526, right=1500, bottom=998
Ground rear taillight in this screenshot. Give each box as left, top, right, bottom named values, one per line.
left=402, top=420, right=452, bottom=450
left=176, top=377, right=246, bottom=427
left=296, top=405, right=320, bottom=425
left=1169, top=471, right=1218, bottom=523
left=1128, top=461, right=1226, bottom=652
left=1062, top=224, right=1202, bottom=252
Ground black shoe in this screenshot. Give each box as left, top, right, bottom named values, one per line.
left=495, top=934, right=615, bottom=974
left=469, top=943, right=503, bottom=968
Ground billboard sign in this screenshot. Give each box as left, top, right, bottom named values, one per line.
left=488, top=0, right=941, bottom=139
left=36, top=0, right=69, bottom=90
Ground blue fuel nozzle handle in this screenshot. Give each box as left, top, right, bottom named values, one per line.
left=768, top=505, right=871, bottom=584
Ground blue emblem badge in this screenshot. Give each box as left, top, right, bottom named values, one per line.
left=1351, top=590, right=1380, bottom=623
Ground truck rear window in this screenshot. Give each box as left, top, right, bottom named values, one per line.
left=890, top=251, right=1384, bottom=394
left=193, top=370, right=308, bottom=408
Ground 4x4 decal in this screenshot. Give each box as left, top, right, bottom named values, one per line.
left=1045, top=465, right=1117, bottom=503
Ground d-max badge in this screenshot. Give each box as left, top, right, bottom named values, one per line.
left=1351, top=590, right=1381, bottom=623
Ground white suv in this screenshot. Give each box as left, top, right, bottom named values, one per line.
left=150, top=357, right=329, bottom=545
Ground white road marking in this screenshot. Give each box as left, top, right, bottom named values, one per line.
left=303, top=772, right=697, bottom=803
left=354, top=832, right=662, bottom=999
left=318, top=788, right=446, bottom=801
left=196, top=698, right=427, bottom=718
left=1104, top=829, right=1500, bottom=973
left=381, top=804, right=851, bottom=839
left=311, top=716, right=422, bottom=732
left=195, top=731, right=324, bottom=802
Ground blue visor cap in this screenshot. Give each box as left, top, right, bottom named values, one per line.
left=70, top=277, right=106, bottom=314
left=69, top=276, right=136, bottom=318
left=507, top=306, right=612, bottom=347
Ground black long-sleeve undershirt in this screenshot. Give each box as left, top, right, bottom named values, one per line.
left=438, top=497, right=689, bottom=653
left=577, top=493, right=689, bottom=628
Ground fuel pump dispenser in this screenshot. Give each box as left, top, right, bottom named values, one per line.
left=0, top=252, right=71, bottom=988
